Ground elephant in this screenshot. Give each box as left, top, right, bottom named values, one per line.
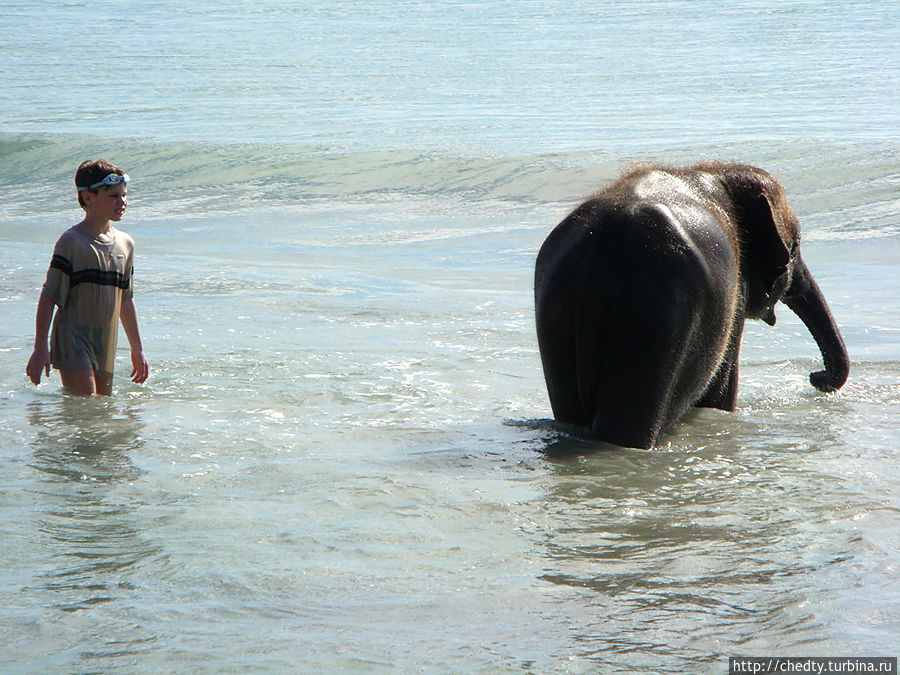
left=534, top=162, right=849, bottom=450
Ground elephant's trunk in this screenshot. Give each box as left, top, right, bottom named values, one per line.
left=783, top=255, right=850, bottom=392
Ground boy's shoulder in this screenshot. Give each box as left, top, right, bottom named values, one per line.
left=54, top=224, right=86, bottom=250
left=56, top=224, right=135, bottom=247
left=112, top=226, right=135, bottom=251
left=114, top=226, right=135, bottom=244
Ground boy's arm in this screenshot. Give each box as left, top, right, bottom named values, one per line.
left=120, top=297, right=149, bottom=383
left=121, top=298, right=150, bottom=383
left=26, top=292, right=55, bottom=385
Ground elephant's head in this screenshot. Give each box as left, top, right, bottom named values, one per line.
left=714, top=164, right=850, bottom=392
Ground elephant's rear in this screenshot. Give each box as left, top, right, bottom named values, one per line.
left=535, top=199, right=729, bottom=449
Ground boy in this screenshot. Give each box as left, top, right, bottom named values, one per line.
left=26, top=160, right=149, bottom=396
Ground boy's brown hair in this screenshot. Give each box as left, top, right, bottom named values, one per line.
left=75, top=159, right=125, bottom=209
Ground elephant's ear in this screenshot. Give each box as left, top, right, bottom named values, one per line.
left=737, top=171, right=794, bottom=309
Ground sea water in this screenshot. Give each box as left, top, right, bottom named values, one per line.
left=1, top=1, right=898, bottom=672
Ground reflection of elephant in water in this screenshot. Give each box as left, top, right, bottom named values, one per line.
left=534, top=163, right=849, bottom=449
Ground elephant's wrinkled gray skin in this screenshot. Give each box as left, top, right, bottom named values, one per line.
left=534, top=163, right=849, bottom=450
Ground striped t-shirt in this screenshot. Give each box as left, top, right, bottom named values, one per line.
left=42, top=224, right=134, bottom=375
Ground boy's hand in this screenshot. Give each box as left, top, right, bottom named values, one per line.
left=130, top=350, right=149, bottom=384
left=26, top=346, right=51, bottom=385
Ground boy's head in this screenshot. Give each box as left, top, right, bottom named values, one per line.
left=75, top=160, right=128, bottom=209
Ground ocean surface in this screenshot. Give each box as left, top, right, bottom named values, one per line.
left=1, top=1, right=898, bottom=672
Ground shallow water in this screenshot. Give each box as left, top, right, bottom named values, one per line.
left=1, top=1, right=899, bottom=672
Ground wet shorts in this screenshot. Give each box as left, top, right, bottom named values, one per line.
left=50, top=322, right=114, bottom=376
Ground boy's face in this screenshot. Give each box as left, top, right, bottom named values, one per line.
left=82, top=184, right=127, bottom=222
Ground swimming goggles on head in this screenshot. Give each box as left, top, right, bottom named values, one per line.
left=77, top=173, right=130, bottom=192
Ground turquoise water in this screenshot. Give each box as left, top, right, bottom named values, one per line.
left=3, top=1, right=897, bottom=151
left=1, top=2, right=898, bottom=672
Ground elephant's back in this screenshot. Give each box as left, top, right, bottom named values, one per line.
left=546, top=196, right=723, bottom=281
left=542, top=194, right=737, bottom=356
left=536, top=193, right=739, bottom=326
